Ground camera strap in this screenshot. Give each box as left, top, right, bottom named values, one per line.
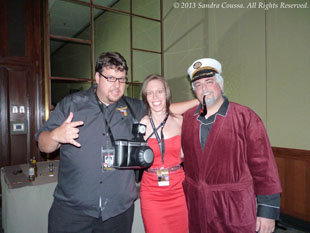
left=95, top=93, right=140, bottom=146
left=149, top=113, right=169, bottom=163
left=95, top=93, right=116, bottom=147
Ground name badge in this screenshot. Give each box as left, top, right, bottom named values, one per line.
left=101, top=147, right=115, bottom=171
left=157, top=168, right=169, bottom=186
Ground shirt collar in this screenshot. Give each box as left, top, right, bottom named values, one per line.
left=194, top=96, right=229, bottom=124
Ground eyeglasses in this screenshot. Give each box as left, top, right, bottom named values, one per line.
left=99, top=73, right=128, bottom=83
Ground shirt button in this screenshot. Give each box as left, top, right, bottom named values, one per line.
left=100, top=181, right=103, bottom=184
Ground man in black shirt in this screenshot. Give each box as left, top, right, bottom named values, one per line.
left=36, top=52, right=197, bottom=233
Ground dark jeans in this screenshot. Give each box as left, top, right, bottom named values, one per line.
left=48, top=200, right=134, bottom=233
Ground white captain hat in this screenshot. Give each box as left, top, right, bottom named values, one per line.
left=187, top=58, right=222, bottom=82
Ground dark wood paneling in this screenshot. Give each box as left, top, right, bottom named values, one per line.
left=8, top=0, right=26, bottom=56
left=0, top=62, right=37, bottom=166
left=0, top=0, right=8, bottom=57
left=0, top=67, right=9, bottom=166
left=25, top=0, right=43, bottom=60
left=0, top=0, right=44, bottom=168
left=273, top=147, right=310, bottom=221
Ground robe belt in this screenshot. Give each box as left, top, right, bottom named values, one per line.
left=184, top=176, right=253, bottom=225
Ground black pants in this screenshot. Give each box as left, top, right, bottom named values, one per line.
left=48, top=200, right=134, bottom=233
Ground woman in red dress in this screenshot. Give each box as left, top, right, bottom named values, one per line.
left=139, top=74, right=188, bottom=233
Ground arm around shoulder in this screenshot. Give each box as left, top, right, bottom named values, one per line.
left=170, top=98, right=199, bottom=115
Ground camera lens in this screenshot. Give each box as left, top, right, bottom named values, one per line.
left=142, top=148, right=153, bottom=164
left=135, top=146, right=154, bottom=167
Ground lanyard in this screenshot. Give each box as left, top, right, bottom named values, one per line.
left=149, top=113, right=169, bottom=163
left=95, top=92, right=139, bottom=146
left=95, top=94, right=116, bottom=147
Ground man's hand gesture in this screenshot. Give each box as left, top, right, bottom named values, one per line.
left=51, top=112, right=84, bottom=147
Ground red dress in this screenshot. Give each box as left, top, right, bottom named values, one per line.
left=140, top=135, right=188, bottom=233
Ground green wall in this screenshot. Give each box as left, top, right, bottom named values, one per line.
left=163, top=0, right=310, bottom=150
left=51, top=0, right=310, bottom=150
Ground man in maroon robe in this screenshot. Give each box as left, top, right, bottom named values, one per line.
left=181, top=58, right=282, bottom=233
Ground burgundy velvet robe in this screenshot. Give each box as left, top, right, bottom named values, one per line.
left=181, top=102, right=282, bottom=233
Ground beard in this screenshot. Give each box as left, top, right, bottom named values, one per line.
left=201, top=91, right=216, bottom=106
left=205, top=96, right=216, bottom=106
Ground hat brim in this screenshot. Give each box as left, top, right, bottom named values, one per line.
left=191, top=69, right=217, bottom=83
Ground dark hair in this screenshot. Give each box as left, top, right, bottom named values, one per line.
left=95, top=52, right=128, bottom=74
left=141, top=74, right=172, bottom=116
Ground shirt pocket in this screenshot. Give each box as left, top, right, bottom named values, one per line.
left=110, top=117, right=133, bottom=140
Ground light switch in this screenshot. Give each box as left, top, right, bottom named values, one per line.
left=12, top=106, right=18, bottom=113
left=19, top=106, right=25, bottom=113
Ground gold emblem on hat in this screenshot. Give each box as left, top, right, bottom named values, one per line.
left=193, top=62, right=202, bottom=69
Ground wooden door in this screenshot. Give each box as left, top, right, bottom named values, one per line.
left=0, top=0, right=44, bottom=167
left=0, top=60, right=39, bottom=166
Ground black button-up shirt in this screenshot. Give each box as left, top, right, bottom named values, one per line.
left=36, top=85, right=146, bottom=221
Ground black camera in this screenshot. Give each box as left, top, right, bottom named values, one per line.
left=113, top=123, right=154, bottom=169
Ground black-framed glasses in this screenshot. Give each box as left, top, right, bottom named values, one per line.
left=99, top=73, right=128, bottom=83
